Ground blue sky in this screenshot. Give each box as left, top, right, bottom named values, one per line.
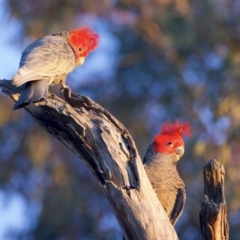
left=0, top=2, right=26, bottom=238
left=0, top=6, right=20, bottom=80
left=0, top=192, right=30, bottom=239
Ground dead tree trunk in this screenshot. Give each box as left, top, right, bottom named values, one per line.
left=199, top=158, right=229, bottom=240
left=0, top=79, right=178, bottom=240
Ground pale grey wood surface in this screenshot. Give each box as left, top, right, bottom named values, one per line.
left=0, top=79, right=178, bottom=240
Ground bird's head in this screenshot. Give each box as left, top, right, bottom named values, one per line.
left=68, top=27, right=99, bottom=65
left=153, top=121, right=191, bottom=162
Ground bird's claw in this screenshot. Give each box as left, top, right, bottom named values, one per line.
left=61, top=85, right=72, bottom=98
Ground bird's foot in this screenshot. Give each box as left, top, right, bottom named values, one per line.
left=61, top=84, right=72, bottom=99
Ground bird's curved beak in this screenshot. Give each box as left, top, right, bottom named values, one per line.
left=77, top=57, right=85, bottom=66
left=175, top=146, right=185, bottom=158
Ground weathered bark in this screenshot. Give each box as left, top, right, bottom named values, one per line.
left=199, top=158, right=229, bottom=240
left=0, top=79, right=179, bottom=240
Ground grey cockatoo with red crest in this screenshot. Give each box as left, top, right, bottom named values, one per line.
left=12, top=27, right=99, bottom=110
left=143, top=121, right=191, bottom=225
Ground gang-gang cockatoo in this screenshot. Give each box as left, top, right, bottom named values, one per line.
left=143, top=121, right=191, bottom=225
left=12, top=27, right=99, bottom=110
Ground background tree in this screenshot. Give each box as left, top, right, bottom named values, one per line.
left=0, top=0, right=240, bottom=239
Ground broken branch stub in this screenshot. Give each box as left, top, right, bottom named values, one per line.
left=199, top=158, right=229, bottom=240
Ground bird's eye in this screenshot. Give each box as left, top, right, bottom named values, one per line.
left=167, top=142, right=173, bottom=146
left=79, top=48, right=82, bottom=52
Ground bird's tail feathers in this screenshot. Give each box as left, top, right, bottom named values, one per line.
left=13, top=80, right=49, bottom=110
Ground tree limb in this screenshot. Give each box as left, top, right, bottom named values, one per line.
left=0, top=79, right=179, bottom=240
left=199, top=158, right=229, bottom=240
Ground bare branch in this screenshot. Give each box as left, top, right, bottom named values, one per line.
left=199, top=158, right=229, bottom=240
left=0, top=79, right=179, bottom=240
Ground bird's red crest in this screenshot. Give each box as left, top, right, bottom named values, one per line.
left=160, top=121, right=191, bottom=137
left=69, top=27, right=99, bottom=57
left=153, top=121, right=191, bottom=154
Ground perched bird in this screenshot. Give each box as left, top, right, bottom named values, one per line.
left=12, top=27, right=99, bottom=110
left=143, top=121, right=191, bottom=225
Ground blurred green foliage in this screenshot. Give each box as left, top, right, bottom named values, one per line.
left=1, top=0, right=240, bottom=239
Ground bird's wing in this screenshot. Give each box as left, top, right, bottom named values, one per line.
left=142, top=142, right=155, bottom=164
left=170, top=187, right=186, bottom=225
left=12, top=35, right=76, bottom=87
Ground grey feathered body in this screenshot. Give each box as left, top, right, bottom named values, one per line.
left=143, top=143, right=186, bottom=225
left=12, top=31, right=77, bottom=109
